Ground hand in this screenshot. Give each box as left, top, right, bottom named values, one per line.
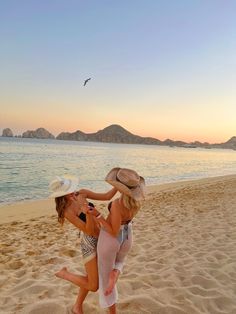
left=88, top=206, right=100, bottom=217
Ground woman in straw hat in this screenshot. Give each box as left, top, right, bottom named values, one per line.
left=88, top=167, right=145, bottom=314
left=49, top=175, right=117, bottom=314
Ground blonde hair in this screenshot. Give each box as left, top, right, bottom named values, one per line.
left=122, top=194, right=141, bottom=216
left=55, top=195, right=69, bottom=225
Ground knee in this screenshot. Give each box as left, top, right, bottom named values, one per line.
left=87, top=277, right=98, bottom=292
left=89, top=282, right=98, bottom=292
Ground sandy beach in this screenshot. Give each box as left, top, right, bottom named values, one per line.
left=1, top=175, right=236, bottom=314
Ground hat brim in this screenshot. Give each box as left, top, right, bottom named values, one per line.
left=105, top=167, right=146, bottom=201
left=49, top=175, right=79, bottom=198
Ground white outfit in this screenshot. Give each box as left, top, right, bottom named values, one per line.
left=97, top=222, right=133, bottom=308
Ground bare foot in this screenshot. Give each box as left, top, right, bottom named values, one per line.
left=72, top=304, right=84, bottom=314
left=104, top=269, right=120, bottom=296
left=55, top=266, right=68, bottom=279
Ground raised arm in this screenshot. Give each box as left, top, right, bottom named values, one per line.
left=79, top=187, right=118, bottom=201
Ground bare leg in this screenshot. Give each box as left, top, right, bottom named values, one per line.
left=55, top=266, right=89, bottom=287
left=55, top=257, right=98, bottom=292
left=105, top=269, right=120, bottom=296
left=108, top=303, right=116, bottom=314
left=72, top=288, right=88, bottom=314
left=97, top=226, right=132, bottom=308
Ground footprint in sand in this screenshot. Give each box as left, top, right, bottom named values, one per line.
left=0, top=275, right=8, bottom=287
left=59, top=247, right=77, bottom=257
left=22, top=300, right=67, bottom=314
left=8, top=260, right=24, bottom=270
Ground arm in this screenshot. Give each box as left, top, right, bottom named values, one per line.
left=83, top=204, right=97, bottom=236
left=88, top=201, right=121, bottom=237
left=79, top=187, right=117, bottom=201
left=65, top=208, right=96, bottom=236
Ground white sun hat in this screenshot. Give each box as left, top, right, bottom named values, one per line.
left=49, top=175, right=79, bottom=198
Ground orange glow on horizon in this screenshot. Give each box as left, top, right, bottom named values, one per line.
left=1, top=121, right=233, bottom=145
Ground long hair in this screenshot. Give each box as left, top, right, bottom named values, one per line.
left=122, top=194, right=141, bottom=216
left=55, top=195, right=69, bottom=225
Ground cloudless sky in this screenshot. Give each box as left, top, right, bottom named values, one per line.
left=0, top=0, right=235, bottom=143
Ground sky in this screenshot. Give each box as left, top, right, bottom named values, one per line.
left=0, top=0, right=235, bottom=143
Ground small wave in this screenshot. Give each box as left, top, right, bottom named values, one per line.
left=1, top=139, right=236, bottom=204
left=0, top=195, right=46, bottom=206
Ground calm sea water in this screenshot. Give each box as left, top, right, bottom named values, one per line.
left=0, top=137, right=236, bottom=205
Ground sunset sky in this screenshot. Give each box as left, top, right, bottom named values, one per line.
left=0, top=1, right=235, bottom=143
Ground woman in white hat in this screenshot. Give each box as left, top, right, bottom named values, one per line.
left=88, top=167, right=145, bottom=314
left=49, top=175, right=117, bottom=314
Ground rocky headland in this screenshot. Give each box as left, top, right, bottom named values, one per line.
left=2, top=128, right=13, bottom=137
left=22, top=128, right=55, bottom=139
left=1, top=125, right=236, bottom=150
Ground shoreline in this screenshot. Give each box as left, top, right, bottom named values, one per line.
left=1, top=173, right=236, bottom=313
left=1, top=134, right=236, bottom=151
left=0, top=174, right=235, bottom=224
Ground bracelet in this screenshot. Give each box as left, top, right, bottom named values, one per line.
left=96, top=213, right=103, bottom=219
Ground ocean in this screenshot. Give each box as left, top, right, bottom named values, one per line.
left=0, top=137, right=236, bottom=205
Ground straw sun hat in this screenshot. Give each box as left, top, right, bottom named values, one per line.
left=49, top=175, right=79, bottom=198
left=105, top=167, right=145, bottom=201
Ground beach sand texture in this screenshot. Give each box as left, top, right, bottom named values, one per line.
left=1, top=175, right=236, bottom=314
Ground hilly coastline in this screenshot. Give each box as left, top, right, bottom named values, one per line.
left=1, top=125, right=236, bottom=150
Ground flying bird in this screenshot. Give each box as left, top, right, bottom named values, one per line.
left=83, top=78, right=91, bottom=86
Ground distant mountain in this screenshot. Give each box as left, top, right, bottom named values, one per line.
left=225, top=136, right=236, bottom=145
left=57, top=130, right=87, bottom=141
left=22, top=128, right=55, bottom=139
left=2, top=128, right=13, bottom=137
left=57, top=124, right=162, bottom=145
left=2, top=125, right=236, bottom=150
left=56, top=125, right=236, bottom=150
left=215, top=136, right=236, bottom=150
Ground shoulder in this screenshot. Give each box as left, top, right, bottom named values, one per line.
left=110, top=198, right=120, bottom=208
left=109, top=198, right=122, bottom=215
left=64, top=206, right=76, bottom=219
